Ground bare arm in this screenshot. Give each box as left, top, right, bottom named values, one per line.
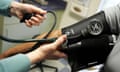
left=0, top=29, right=62, bottom=59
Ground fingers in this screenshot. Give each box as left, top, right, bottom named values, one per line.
left=55, top=51, right=67, bottom=58
left=25, top=14, right=46, bottom=27
left=47, top=51, right=67, bottom=59
left=20, top=4, right=47, bottom=27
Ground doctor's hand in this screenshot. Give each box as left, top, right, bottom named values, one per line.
left=26, top=35, right=67, bottom=64
left=10, top=1, right=47, bottom=27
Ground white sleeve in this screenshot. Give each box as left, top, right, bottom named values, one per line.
left=104, top=3, right=120, bottom=34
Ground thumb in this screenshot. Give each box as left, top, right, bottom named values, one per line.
left=53, top=35, right=67, bottom=48
left=31, top=6, right=47, bottom=14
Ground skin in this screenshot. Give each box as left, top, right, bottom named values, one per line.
left=0, top=29, right=62, bottom=59
left=26, top=35, right=67, bottom=64
left=10, top=1, right=47, bottom=27
left=0, top=1, right=67, bottom=64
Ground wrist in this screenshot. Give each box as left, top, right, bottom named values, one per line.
left=26, top=50, right=45, bottom=64
left=10, top=1, right=23, bottom=16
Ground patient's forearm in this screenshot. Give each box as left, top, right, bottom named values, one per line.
left=0, top=29, right=62, bottom=59
left=0, top=42, right=36, bottom=59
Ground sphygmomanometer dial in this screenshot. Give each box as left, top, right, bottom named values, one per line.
left=87, top=19, right=103, bottom=35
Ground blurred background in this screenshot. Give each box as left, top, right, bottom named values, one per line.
left=0, top=0, right=120, bottom=72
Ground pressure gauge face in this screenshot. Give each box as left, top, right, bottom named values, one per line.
left=87, top=19, right=104, bottom=35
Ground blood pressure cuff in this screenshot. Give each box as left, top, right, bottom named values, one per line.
left=60, top=11, right=119, bottom=71
left=61, top=34, right=116, bottom=72
left=62, top=11, right=119, bottom=45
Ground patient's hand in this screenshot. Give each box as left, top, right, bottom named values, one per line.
left=0, top=29, right=62, bottom=59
